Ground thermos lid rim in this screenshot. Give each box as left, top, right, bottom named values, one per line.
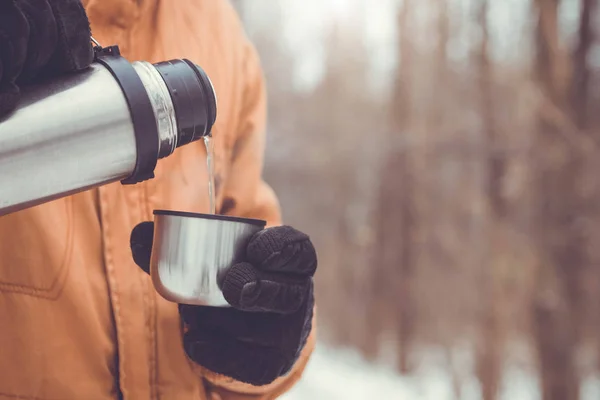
left=153, top=60, right=217, bottom=147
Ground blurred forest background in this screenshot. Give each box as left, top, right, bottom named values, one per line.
left=233, top=0, right=600, bottom=399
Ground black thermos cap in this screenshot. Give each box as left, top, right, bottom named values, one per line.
left=153, top=59, right=217, bottom=148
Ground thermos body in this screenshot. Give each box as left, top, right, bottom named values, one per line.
left=0, top=45, right=216, bottom=216
left=0, top=64, right=138, bottom=214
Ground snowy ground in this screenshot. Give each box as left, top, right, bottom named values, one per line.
left=280, top=343, right=600, bottom=400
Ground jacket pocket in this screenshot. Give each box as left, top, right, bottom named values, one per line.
left=0, top=198, right=73, bottom=298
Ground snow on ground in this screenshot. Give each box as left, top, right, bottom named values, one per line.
left=280, top=343, right=600, bottom=400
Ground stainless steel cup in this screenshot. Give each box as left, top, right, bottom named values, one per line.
left=150, top=210, right=266, bottom=306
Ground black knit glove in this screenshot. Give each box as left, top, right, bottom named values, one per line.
left=0, top=0, right=93, bottom=117
left=130, top=222, right=317, bottom=386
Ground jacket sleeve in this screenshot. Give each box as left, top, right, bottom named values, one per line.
left=200, top=34, right=316, bottom=398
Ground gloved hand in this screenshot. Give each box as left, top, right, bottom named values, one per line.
left=0, top=0, right=93, bottom=117
left=130, top=222, right=317, bottom=386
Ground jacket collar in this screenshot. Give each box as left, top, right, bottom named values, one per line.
left=84, top=0, right=147, bottom=29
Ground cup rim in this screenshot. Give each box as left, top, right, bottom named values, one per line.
left=153, top=209, right=266, bottom=227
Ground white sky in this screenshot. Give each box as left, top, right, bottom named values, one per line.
left=240, top=0, right=588, bottom=94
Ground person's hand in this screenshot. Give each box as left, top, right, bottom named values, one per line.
left=130, top=222, right=317, bottom=386
left=0, top=0, right=93, bottom=117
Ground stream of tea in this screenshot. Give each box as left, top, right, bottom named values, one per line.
left=204, top=136, right=216, bottom=214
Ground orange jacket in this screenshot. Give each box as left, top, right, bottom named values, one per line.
left=0, top=0, right=315, bottom=398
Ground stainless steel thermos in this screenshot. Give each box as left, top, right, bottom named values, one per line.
left=0, top=43, right=217, bottom=216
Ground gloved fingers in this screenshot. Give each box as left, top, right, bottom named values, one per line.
left=14, top=0, right=57, bottom=82
left=246, top=226, right=317, bottom=277
left=130, top=221, right=154, bottom=274
left=0, top=0, right=92, bottom=118
left=221, top=262, right=313, bottom=314
left=183, top=328, right=290, bottom=386
left=0, top=1, right=29, bottom=82
left=0, top=82, right=19, bottom=118
left=43, top=0, right=93, bottom=76
left=179, top=303, right=293, bottom=347
left=0, top=0, right=29, bottom=116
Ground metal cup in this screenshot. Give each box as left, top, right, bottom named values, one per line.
left=150, top=210, right=266, bottom=306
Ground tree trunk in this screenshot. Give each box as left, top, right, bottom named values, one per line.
left=532, top=1, right=581, bottom=399
left=368, top=0, right=416, bottom=372
left=570, top=0, right=597, bottom=129
left=394, top=0, right=416, bottom=375
left=474, top=2, right=503, bottom=399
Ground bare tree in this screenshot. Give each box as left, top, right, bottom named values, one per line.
left=369, top=0, right=416, bottom=373
left=570, top=0, right=597, bottom=129
left=473, top=1, right=504, bottom=398
left=531, top=1, right=582, bottom=399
